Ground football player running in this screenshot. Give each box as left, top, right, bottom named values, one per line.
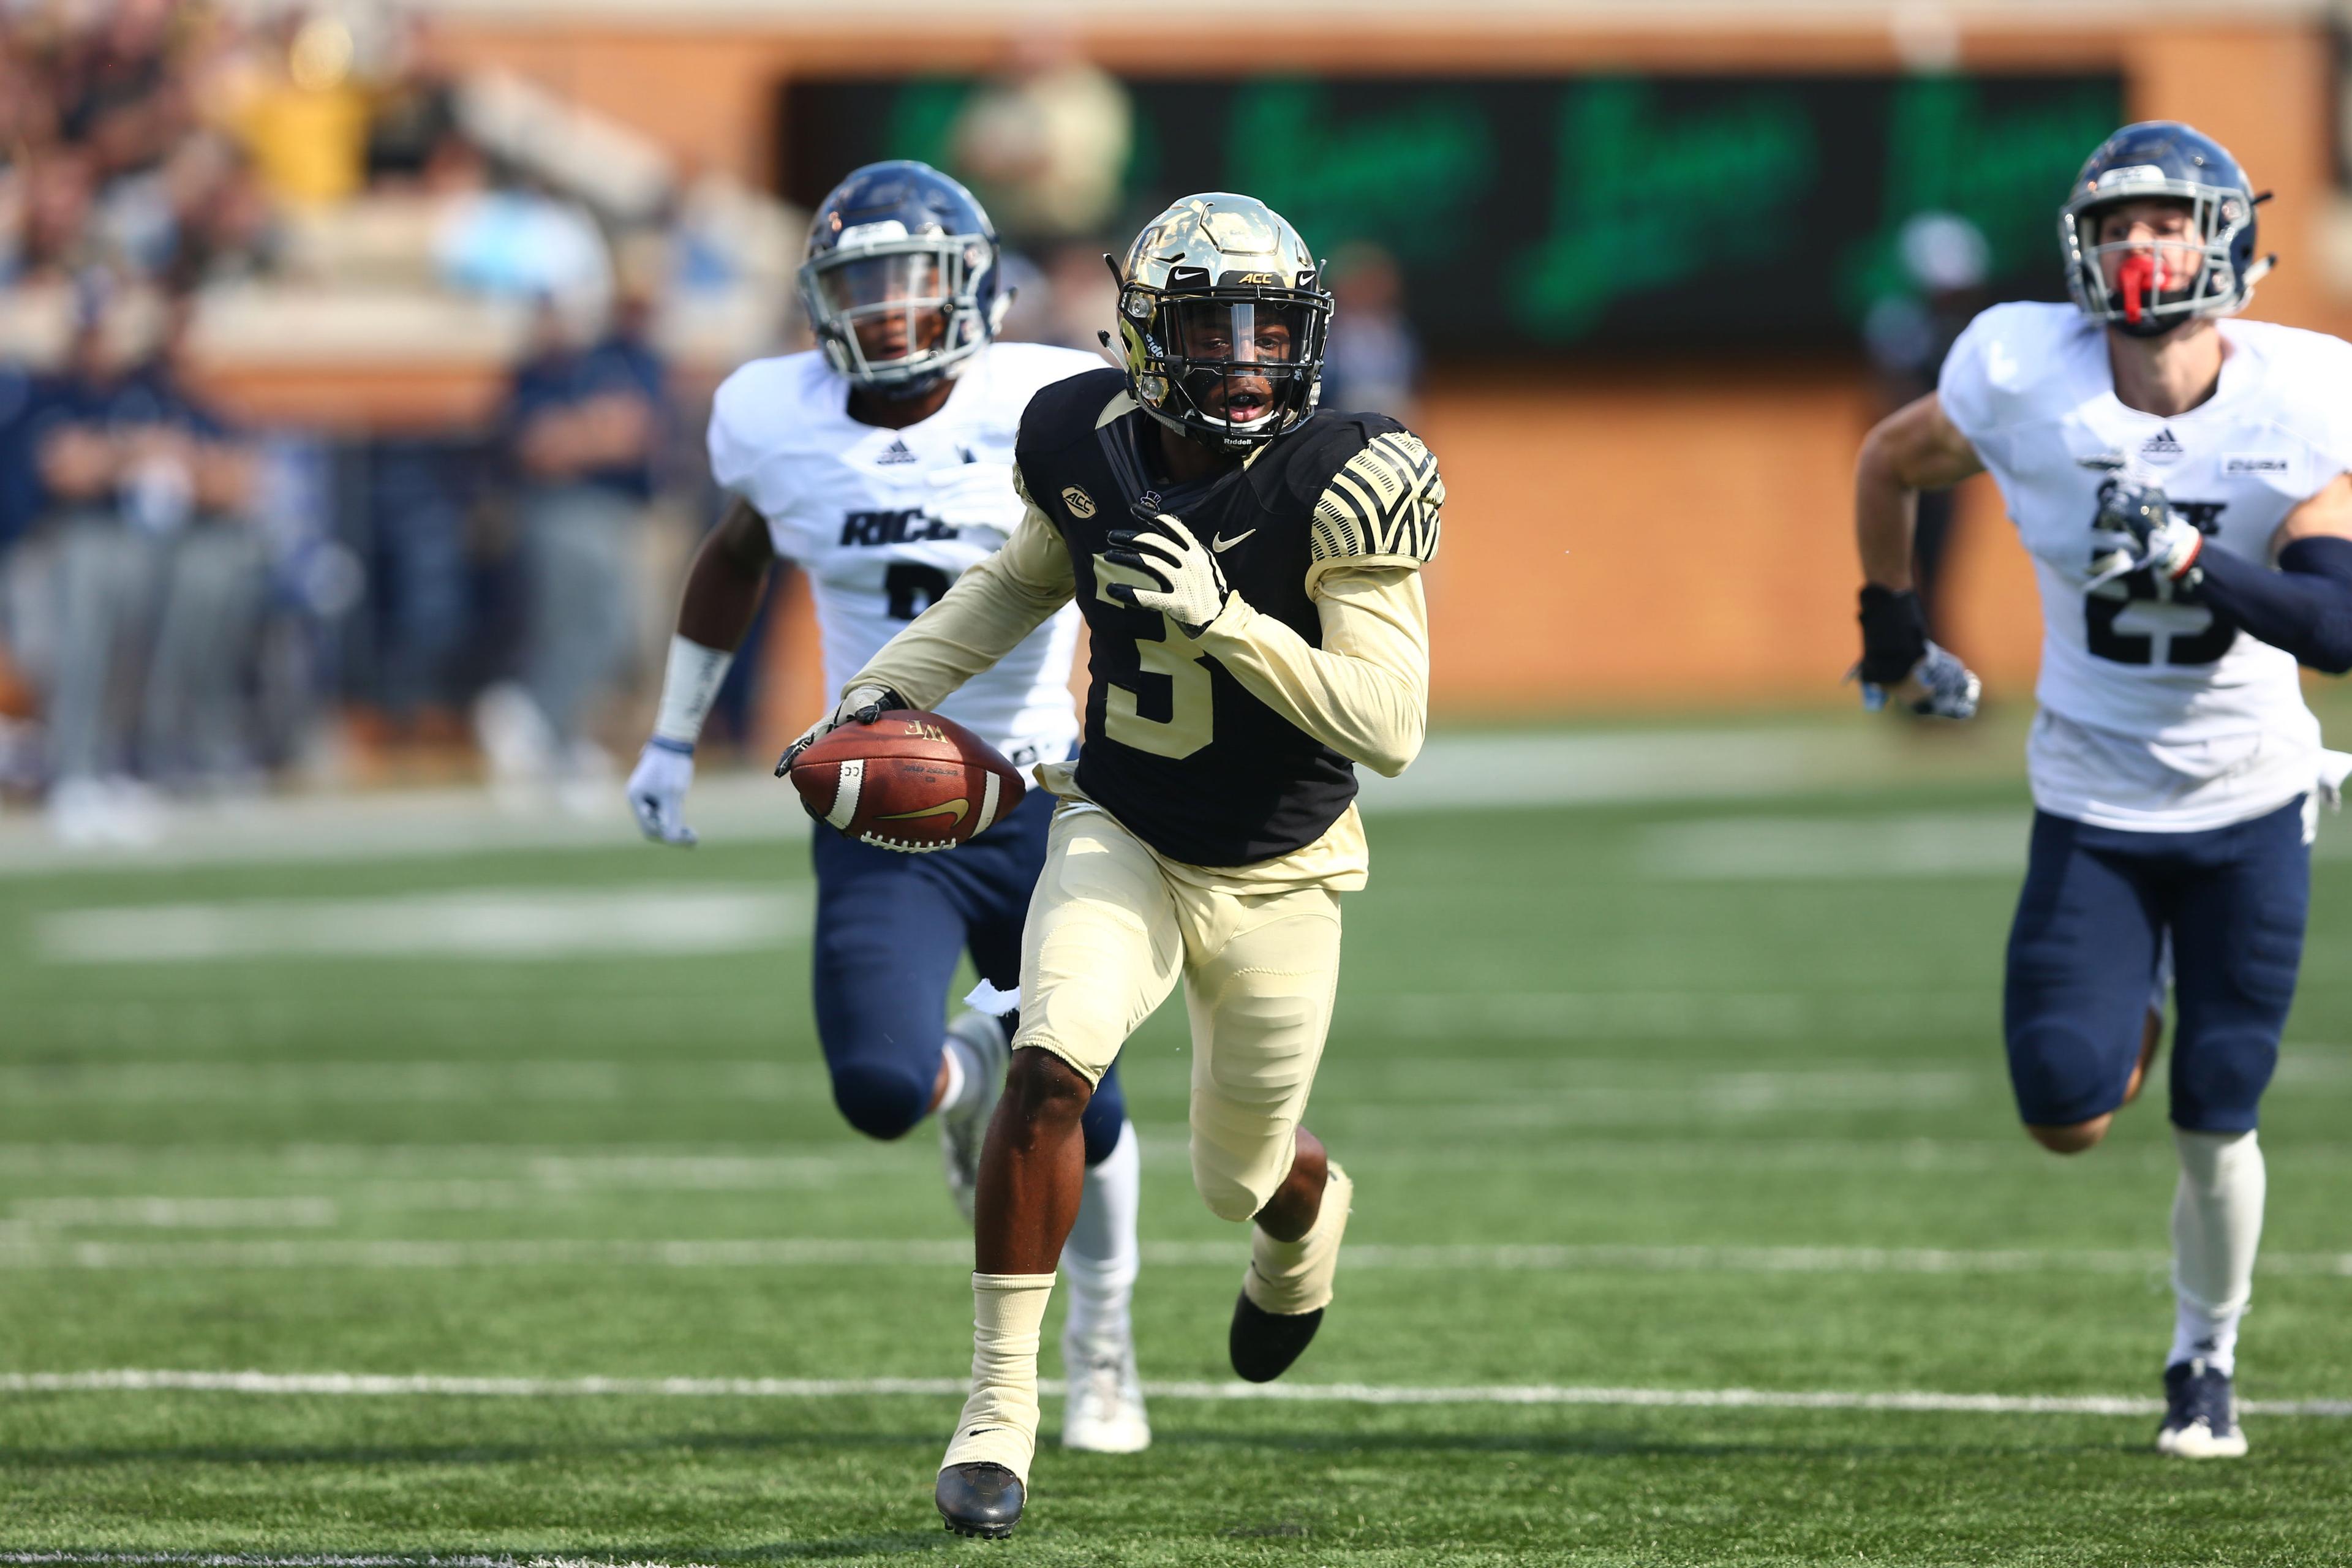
left=1852, top=123, right=2352, bottom=1460
left=791, top=193, right=1441, bottom=1537
left=625, top=162, right=1153, bottom=1454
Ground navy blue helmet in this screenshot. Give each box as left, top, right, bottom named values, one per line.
left=2060, top=121, right=2272, bottom=338
left=799, top=161, right=1009, bottom=391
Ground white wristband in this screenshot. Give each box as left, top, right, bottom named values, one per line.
left=651, top=635, right=735, bottom=748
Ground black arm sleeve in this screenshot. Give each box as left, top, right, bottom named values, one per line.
left=2190, top=535, right=2352, bottom=676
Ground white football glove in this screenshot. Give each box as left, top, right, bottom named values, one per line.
left=2090, top=480, right=2205, bottom=588
left=627, top=741, right=698, bottom=846
left=774, top=683, right=902, bottom=777
left=1859, top=642, right=1983, bottom=720
left=1104, top=516, right=1232, bottom=637
left=925, top=459, right=1025, bottom=537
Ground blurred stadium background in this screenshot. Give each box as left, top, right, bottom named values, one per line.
left=6, top=1, right=2352, bottom=1561
left=10, top=0, right=2352, bottom=831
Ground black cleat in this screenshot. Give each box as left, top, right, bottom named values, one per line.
left=1229, top=1289, right=1324, bottom=1383
left=936, top=1461, right=1024, bottom=1538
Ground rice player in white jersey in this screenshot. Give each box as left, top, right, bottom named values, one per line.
left=1852, top=122, right=2352, bottom=1460
left=624, top=162, right=1151, bottom=1453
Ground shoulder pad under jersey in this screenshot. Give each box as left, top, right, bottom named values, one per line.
left=1287, top=416, right=1444, bottom=586
left=1016, top=366, right=1129, bottom=461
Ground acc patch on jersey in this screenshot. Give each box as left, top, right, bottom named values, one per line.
left=1310, top=431, right=1444, bottom=572
left=1061, top=486, right=1098, bottom=519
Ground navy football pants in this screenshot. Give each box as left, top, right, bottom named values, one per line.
left=810, top=780, right=1128, bottom=1164
left=2003, top=796, right=2309, bottom=1134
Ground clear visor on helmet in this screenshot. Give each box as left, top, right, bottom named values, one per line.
left=1168, top=298, right=1312, bottom=367
left=816, top=251, right=949, bottom=314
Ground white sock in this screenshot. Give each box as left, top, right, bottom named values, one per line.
left=2169, top=1127, right=2264, bottom=1376
left=1062, top=1120, right=1140, bottom=1355
left=934, top=1038, right=974, bottom=1118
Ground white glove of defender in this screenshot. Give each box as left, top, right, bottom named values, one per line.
left=1860, top=643, right=1983, bottom=720
left=926, top=460, right=1025, bottom=537
left=1104, top=515, right=1232, bottom=637
left=2090, top=481, right=2205, bottom=588
left=627, top=742, right=698, bottom=846
left=775, top=683, right=899, bottom=776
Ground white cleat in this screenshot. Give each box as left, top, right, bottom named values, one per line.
left=2156, top=1359, right=2248, bottom=1460
left=1060, top=1335, right=1152, bottom=1453
left=940, top=1009, right=1009, bottom=1226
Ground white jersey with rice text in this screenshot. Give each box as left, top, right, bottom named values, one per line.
left=708, top=341, right=1101, bottom=769
left=1939, top=301, right=2352, bottom=831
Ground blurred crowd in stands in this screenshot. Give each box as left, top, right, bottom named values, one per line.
left=0, top=0, right=801, bottom=842
left=0, top=2, right=1422, bottom=845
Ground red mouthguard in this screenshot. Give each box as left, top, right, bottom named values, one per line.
left=2117, top=252, right=2160, bottom=324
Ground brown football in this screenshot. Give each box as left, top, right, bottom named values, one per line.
left=788, top=709, right=1027, bottom=853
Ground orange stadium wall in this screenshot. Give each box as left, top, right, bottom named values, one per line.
left=433, top=15, right=2349, bottom=718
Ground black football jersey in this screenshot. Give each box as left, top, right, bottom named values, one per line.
left=1015, top=368, right=1441, bottom=867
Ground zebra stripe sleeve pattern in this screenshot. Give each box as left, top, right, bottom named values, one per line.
left=1308, top=431, right=1444, bottom=586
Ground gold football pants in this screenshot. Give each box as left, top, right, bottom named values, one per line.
left=1014, top=801, right=1343, bottom=1223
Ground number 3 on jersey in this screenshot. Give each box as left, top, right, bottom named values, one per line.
left=1091, top=553, right=1213, bottom=758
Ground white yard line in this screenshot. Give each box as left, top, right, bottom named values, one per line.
left=0, top=726, right=2335, bottom=880
left=1, top=1235, right=2345, bottom=1275
left=0, top=1062, right=807, bottom=1105
left=0, top=723, right=2018, bottom=878
left=10, top=1197, right=339, bottom=1229
left=1642, top=807, right=2352, bottom=880
left=0, top=1557, right=714, bottom=1568
left=0, top=1146, right=901, bottom=1182
left=15, top=1137, right=2352, bottom=1180
left=3, top=1366, right=2347, bottom=1419
left=34, top=886, right=809, bottom=963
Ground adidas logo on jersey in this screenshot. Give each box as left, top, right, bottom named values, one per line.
left=876, top=439, right=919, bottom=466
left=2141, top=428, right=2185, bottom=466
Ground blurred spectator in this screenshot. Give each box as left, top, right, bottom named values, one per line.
left=1041, top=241, right=1120, bottom=358
left=1320, top=244, right=1420, bottom=422
left=475, top=293, right=666, bottom=810
left=657, top=159, right=804, bottom=361
left=18, top=296, right=268, bottom=842
left=62, top=0, right=189, bottom=187
left=223, top=12, right=371, bottom=208
left=949, top=35, right=1131, bottom=252
left=97, top=130, right=279, bottom=287
left=1862, top=212, right=1990, bottom=627
left=359, top=432, right=471, bottom=729
left=428, top=135, right=612, bottom=330
left=8, top=149, right=102, bottom=282
left=996, top=239, right=1119, bottom=361
left=364, top=15, right=461, bottom=189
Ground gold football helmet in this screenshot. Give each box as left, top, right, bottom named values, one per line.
left=1112, top=193, right=1332, bottom=450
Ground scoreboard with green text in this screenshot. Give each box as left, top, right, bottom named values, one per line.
left=782, top=72, right=2122, bottom=356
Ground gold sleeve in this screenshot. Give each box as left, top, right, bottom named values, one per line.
left=840, top=497, right=1077, bottom=709
left=1193, top=564, right=1430, bottom=778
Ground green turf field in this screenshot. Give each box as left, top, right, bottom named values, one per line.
left=4, top=768, right=2350, bottom=1565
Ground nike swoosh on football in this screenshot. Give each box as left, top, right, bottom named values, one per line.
left=876, top=798, right=969, bottom=825
left=1211, top=530, right=1257, bottom=552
